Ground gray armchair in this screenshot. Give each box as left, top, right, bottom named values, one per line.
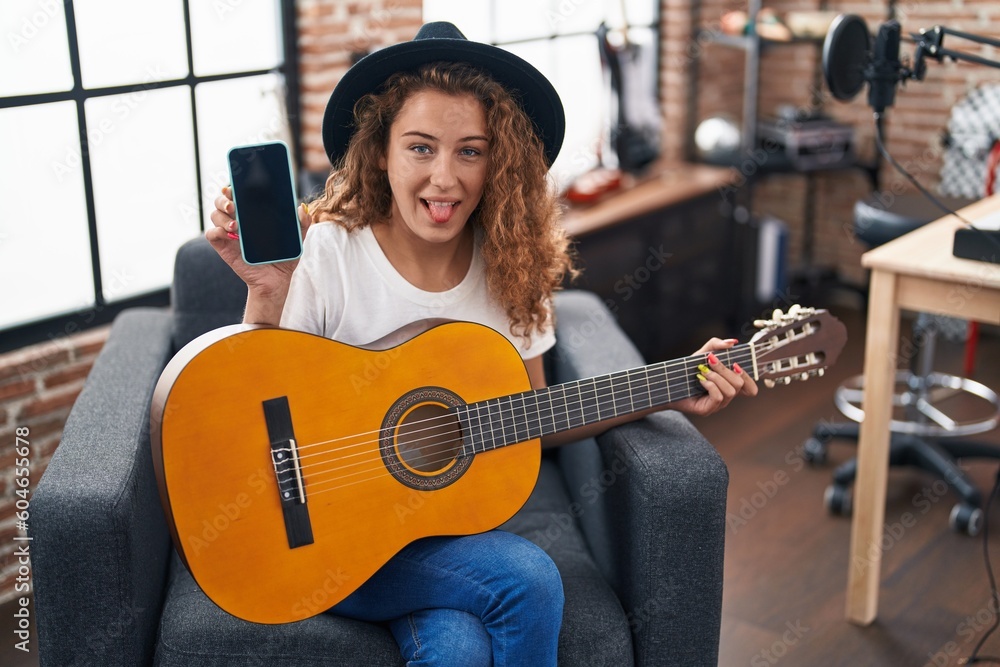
left=31, top=236, right=729, bottom=666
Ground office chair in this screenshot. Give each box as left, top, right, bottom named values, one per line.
left=803, top=84, right=1000, bottom=537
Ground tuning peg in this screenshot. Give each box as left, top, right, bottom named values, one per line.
left=764, top=379, right=776, bottom=388
left=799, top=372, right=810, bottom=381
left=782, top=376, right=792, bottom=385
left=817, top=369, right=824, bottom=377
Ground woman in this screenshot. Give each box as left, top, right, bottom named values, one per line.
left=208, top=21, right=755, bottom=666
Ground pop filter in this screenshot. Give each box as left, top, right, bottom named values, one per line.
left=822, top=14, right=872, bottom=101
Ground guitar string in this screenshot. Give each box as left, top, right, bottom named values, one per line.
left=283, top=386, right=694, bottom=500
left=283, top=347, right=763, bottom=474
left=279, top=346, right=821, bottom=500
left=275, top=347, right=771, bottom=490
left=273, top=350, right=789, bottom=495
left=289, top=343, right=773, bottom=461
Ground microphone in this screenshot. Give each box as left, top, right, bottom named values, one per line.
left=822, top=14, right=908, bottom=112
left=867, top=21, right=903, bottom=113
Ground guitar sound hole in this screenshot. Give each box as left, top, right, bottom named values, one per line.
left=379, top=387, right=473, bottom=491
left=396, top=404, right=462, bottom=473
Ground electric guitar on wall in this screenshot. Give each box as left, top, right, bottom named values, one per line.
left=150, top=305, right=846, bottom=624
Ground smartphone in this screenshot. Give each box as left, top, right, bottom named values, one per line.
left=226, top=140, right=303, bottom=265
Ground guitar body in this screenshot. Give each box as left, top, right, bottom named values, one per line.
left=151, top=321, right=539, bottom=624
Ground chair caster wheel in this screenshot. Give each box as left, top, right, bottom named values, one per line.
left=824, top=484, right=852, bottom=517
left=802, top=438, right=827, bottom=466
left=949, top=504, right=984, bottom=537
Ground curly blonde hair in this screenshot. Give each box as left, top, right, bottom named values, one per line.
left=309, top=61, right=577, bottom=341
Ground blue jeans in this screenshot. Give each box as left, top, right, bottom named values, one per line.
left=330, top=530, right=564, bottom=667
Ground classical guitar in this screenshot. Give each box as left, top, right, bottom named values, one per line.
left=150, top=306, right=846, bottom=624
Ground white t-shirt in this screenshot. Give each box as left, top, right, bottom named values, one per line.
left=279, top=221, right=556, bottom=359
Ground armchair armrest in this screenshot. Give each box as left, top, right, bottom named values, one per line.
left=594, top=413, right=728, bottom=667
left=550, top=291, right=728, bottom=667
left=32, top=308, right=175, bottom=667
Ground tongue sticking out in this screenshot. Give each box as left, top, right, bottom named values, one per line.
left=425, top=200, right=456, bottom=224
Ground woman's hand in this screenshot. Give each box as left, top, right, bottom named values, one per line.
left=671, top=337, right=758, bottom=417
left=205, top=185, right=313, bottom=301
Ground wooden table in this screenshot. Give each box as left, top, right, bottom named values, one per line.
left=847, top=194, right=1000, bottom=624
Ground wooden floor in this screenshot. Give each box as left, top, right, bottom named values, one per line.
left=3, top=302, right=999, bottom=667
left=685, top=302, right=1000, bottom=667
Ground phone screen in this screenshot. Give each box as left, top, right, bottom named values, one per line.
left=227, top=141, right=302, bottom=265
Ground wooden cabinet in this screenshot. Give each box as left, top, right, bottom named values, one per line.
left=560, top=163, right=742, bottom=361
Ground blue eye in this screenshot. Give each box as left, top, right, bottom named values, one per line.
left=410, top=145, right=431, bottom=154
left=460, top=148, right=481, bottom=157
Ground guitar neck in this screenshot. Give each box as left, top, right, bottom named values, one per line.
left=455, top=343, right=756, bottom=454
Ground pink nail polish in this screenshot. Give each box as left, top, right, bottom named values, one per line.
left=734, top=363, right=743, bottom=374
left=227, top=231, right=239, bottom=240
left=707, top=352, right=719, bottom=365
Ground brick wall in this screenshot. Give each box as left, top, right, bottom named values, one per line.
left=298, top=0, right=423, bottom=173
left=0, top=325, right=111, bottom=603
left=680, top=0, right=1000, bottom=286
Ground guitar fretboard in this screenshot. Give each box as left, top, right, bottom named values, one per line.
left=454, top=345, right=748, bottom=454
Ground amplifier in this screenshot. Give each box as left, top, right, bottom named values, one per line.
left=758, top=117, right=855, bottom=171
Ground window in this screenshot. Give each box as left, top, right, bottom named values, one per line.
left=423, top=0, right=661, bottom=190
left=0, top=0, right=298, bottom=351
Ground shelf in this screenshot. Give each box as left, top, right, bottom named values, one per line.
left=559, top=162, right=739, bottom=237
left=697, top=149, right=860, bottom=176
left=697, top=29, right=826, bottom=51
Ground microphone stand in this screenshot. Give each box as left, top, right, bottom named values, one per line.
left=908, top=25, right=1000, bottom=78
left=869, top=24, right=1000, bottom=181
left=881, top=24, right=1000, bottom=260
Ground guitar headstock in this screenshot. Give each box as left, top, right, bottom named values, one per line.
left=750, top=305, right=848, bottom=388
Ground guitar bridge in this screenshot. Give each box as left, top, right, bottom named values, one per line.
left=271, top=438, right=306, bottom=504
left=263, top=396, right=314, bottom=549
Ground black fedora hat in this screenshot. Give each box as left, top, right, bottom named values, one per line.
left=321, top=21, right=565, bottom=166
